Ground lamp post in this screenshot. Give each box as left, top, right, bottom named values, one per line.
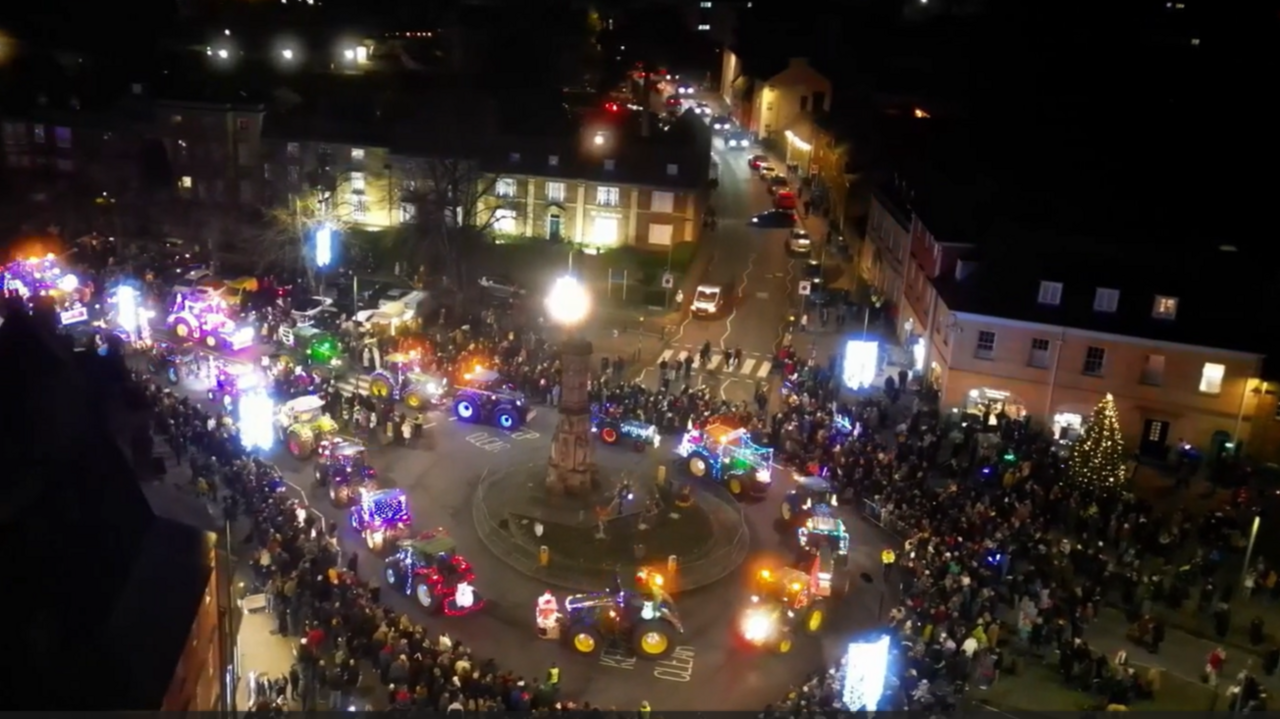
left=544, top=276, right=595, bottom=496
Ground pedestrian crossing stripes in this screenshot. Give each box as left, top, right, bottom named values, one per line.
left=655, top=349, right=773, bottom=379
left=333, top=374, right=374, bottom=396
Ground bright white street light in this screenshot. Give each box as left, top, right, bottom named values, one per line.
left=281, top=48, right=294, bottom=60
left=545, top=276, right=591, bottom=326
left=224, top=28, right=231, bottom=36
left=343, top=48, right=355, bottom=60
left=217, top=48, right=229, bottom=59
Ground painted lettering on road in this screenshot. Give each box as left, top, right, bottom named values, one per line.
left=465, top=432, right=510, bottom=453
left=652, top=646, right=695, bottom=682
left=599, top=648, right=635, bottom=670
left=507, top=429, right=540, bottom=441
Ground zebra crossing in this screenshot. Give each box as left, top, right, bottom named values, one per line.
left=333, top=374, right=374, bottom=396
left=653, top=348, right=774, bottom=379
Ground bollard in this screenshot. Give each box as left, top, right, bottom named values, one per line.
left=539, top=545, right=550, bottom=567
left=656, top=465, right=667, bottom=488
left=668, top=554, right=678, bottom=575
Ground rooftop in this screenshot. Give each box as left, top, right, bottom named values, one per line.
left=931, top=244, right=1276, bottom=356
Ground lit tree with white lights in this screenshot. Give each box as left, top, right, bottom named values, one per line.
left=1069, top=393, right=1127, bottom=488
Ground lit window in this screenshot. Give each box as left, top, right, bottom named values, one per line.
left=700, top=1, right=711, bottom=6
left=546, top=181, right=566, bottom=202
left=54, top=127, right=71, bottom=148
left=286, top=142, right=300, bottom=158
left=236, top=118, right=250, bottom=131
left=697, top=24, right=710, bottom=30
left=1199, top=363, right=1225, bottom=394
left=548, top=154, right=559, bottom=167
left=509, top=152, right=521, bottom=163
left=597, top=186, right=620, bottom=207
left=666, top=163, right=679, bottom=176
left=349, top=171, right=365, bottom=193
left=287, top=166, right=299, bottom=182
left=1093, top=287, right=1119, bottom=312
left=400, top=201, right=416, bottom=224
left=494, top=208, right=518, bottom=233
left=1037, top=280, right=1062, bottom=305
left=1190, top=37, right=1200, bottom=45
left=1153, top=295, right=1178, bottom=319
left=495, top=177, right=517, bottom=197
left=351, top=147, right=365, bottom=161
left=33, top=124, right=45, bottom=143
left=603, top=158, right=616, bottom=171
left=351, top=195, right=368, bottom=220
left=180, top=176, right=193, bottom=188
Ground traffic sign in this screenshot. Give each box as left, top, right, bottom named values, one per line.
left=798, top=280, right=811, bottom=296
left=661, top=272, right=675, bottom=288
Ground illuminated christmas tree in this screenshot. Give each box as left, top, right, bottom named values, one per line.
left=1069, top=393, right=1127, bottom=487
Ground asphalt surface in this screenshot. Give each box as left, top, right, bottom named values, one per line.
left=142, top=337, right=900, bottom=709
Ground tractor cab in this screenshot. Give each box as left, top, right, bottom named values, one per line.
left=738, top=561, right=828, bottom=652
left=753, top=566, right=813, bottom=610
left=780, top=475, right=838, bottom=525
left=798, top=507, right=849, bottom=559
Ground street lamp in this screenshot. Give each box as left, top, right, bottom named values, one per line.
left=545, top=276, right=591, bottom=327
left=281, top=48, right=294, bottom=60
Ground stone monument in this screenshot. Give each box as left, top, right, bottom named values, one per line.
left=546, top=337, right=594, bottom=495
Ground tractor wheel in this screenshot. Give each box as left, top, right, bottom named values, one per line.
left=329, top=483, right=350, bottom=507
left=726, top=472, right=747, bottom=497
left=412, top=576, right=441, bottom=613
left=804, top=605, right=825, bottom=635
left=165, top=366, right=180, bottom=385
left=780, top=501, right=793, bottom=521
left=775, top=635, right=794, bottom=654
left=495, top=406, right=519, bottom=430
left=453, top=398, right=477, bottom=422
left=287, top=428, right=314, bottom=459
left=568, top=624, right=602, bottom=655
left=205, top=334, right=219, bottom=350
left=632, top=620, right=676, bottom=659
left=222, top=393, right=234, bottom=412
left=364, top=529, right=383, bottom=552
left=687, top=455, right=709, bottom=478
left=404, top=392, right=424, bottom=410
left=369, top=375, right=393, bottom=398
left=173, top=319, right=192, bottom=338
left=600, top=424, right=620, bottom=445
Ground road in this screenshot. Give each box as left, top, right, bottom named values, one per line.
left=142, top=337, right=899, bottom=710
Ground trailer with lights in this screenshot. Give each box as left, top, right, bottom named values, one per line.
left=349, top=487, right=411, bottom=552
left=738, top=556, right=839, bottom=653
left=796, top=507, right=851, bottom=582
left=367, top=352, right=447, bottom=410
left=542, top=568, right=684, bottom=660
left=383, top=531, right=484, bottom=616
left=274, top=394, right=340, bottom=460
left=451, top=368, right=535, bottom=429
left=675, top=417, right=774, bottom=498
left=166, top=290, right=255, bottom=351
left=314, top=439, right=377, bottom=505
left=591, top=405, right=659, bottom=450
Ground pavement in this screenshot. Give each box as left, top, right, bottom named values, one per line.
left=138, top=336, right=905, bottom=710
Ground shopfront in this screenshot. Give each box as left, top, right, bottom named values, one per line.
left=1052, top=411, right=1086, bottom=442
left=965, top=387, right=1026, bottom=427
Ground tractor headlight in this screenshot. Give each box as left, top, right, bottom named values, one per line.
left=426, top=382, right=439, bottom=394
left=756, top=468, right=771, bottom=484
left=741, top=611, right=774, bottom=642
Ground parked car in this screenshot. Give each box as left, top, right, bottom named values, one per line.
left=787, top=229, right=812, bottom=255
left=767, top=176, right=791, bottom=195
left=749, top=210, right=798, bottom=228
left=748, top=154, right=769, bottom=170
left=774, top=190, right=798, bottom=211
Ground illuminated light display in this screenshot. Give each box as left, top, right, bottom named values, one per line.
left=454, top=582, right=475, bottom=608
left=238, top=390, right=276, bottom=451
left=1067, top=393, right=1126, bottom=487
left=315, top=225, right=333, bottom=268
left=841, top=636, right=890, bottom=710
left=842, top=340, right=879, bottom=390
left=167, top=293, right=255, bottom=350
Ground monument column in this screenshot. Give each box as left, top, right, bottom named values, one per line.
left=547, top=338, right=594, bottom=495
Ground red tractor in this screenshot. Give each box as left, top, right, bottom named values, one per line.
left=383, top=531, right=484, bottom=616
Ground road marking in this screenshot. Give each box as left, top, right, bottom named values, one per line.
left=705, top=353, right=722, bottom=370
left=599, top=648, right=635, bottom=670
left=720, top=252, right=756, bottom=350
left=675, top=350, right=689, bottom=363
left=506, top=429, right=540, bottom=441
left=653, top=646, right=695, bottom=682
left=658, top=349, right=675, bottom=364
left=755, top=360, right=772, bottom=378
left=756, top=292, right=769, bottom=299
left=465, top=431, right=509, bottom=452
left=739, top=358, right=756, bottom=376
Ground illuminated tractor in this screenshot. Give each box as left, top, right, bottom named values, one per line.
left=675, top=416, right=773, bottom=498
left=147, top=341, right=193, bottom=385
left=277, top=325, right=343, bottom=367
left=368, top=352, right=447, bottom=410
left=349, top=487, right=411, bottom=553
left=167, top=292, right=255, bottom=351
left=383, top=531, right=484, bottom=616
left=592, top=405, right=659, bottom=450
left=780, top=475, right=839, bottom=527
left=314, top=439, right=378, bottom=506
left=738, top=559, right=833, bottom=654
left=451, top=368, right=535, bottom=429
left=207, top=363, right=262, bottom=412
left=274, top=394, right=339, bottom=460
left=796, top=507, right=852, bottom=594
left=558, top=569, right=684, bottom=660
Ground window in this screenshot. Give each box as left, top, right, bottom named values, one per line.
left=1141, top=354, right=1165, bottom=386
left=287, top=166, right=300, bottom=182
left=548, top=154, right=559, bottom=167
left=400, top=201, right=417, bottom=224
left=351, top=195, right=369, bottom=221
left=1153, top=295, right=1179, bottom=319
left=1037, top=280, right=1063, bottom=305
left=1083, top=346, right=1106, bottom=376
left=700, top=1, right=711, bottom=6
left=603, top=158, right=616, bottom=171
left=697, top=23, right=710, bottom=30
left=495, top=177, right=517, bottom=197
left=54, top=127, right=71, bottom=148
left=170, top=115, right=182, bottom=125
left=1028, top=338, right=1051, bottom=368
left=32, top=124, right=44, bottom=143
left=666, top=163, right=679, bottom=176
left=546, top=181, right=566, bottom=202
left=1093, top=288, right=1119, bottom=312
left=650, top=190, right=674, bottom=213
left=1199, top=363, right=1225, bottom=394
left=975, top=330, right=996, bottom=359
left=494, top=208, right=518, bottom=233
left=597, top=186, right=620, bottom=207
left=179, top=176, right=193, bottom=188
left=509, top=152, right=521, bottom=163
left=349, top=171, right=366, bottom=193
left=351, top=147, right=365, bottom=161
left=236, top=118, right=250, bottom=131
left=286, top=142, right=300, bottom=158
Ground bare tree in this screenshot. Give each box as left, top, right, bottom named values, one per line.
left=401, top=155, right=503, bottom=293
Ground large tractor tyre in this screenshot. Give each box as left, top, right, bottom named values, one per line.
left=568, top=624, right=603, bottom=656
left=287, top=427, right=315, bottom=459
left=364, top=528, right=384, bottom=552
left=369, top=374, right=394, bottom=399
left=632, top=620, right=677, bottom=659
left=775, top=634, right=795, bottom=654
left=205, top=334, right=220, bottom=350
left=165, top=365, right=180, bottom=385
left=383, top=563, right=400, bottom=589
left=804, top=604, right=826, bottom=635
left=687, top=454, right=710, bottom=478
left=207, top=389, right=219, bottom=404
left=494, top=406, right=519, bottom=430
left=172, top=318, right=193, bottom=339
left=599, top=423, right=621, bottom=445
left=329, top=482, right=351, bottom=507
left=404, top=392, right=424, bottom=410
left=725, top=472, right=748, bottom=498
left=453, top=397, right=479, bottom=422
left=222, top=393, right=235, bottom=412
left=780, top=499, right=794, bottom=521
left=412, top=576, right=441, bottom=613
